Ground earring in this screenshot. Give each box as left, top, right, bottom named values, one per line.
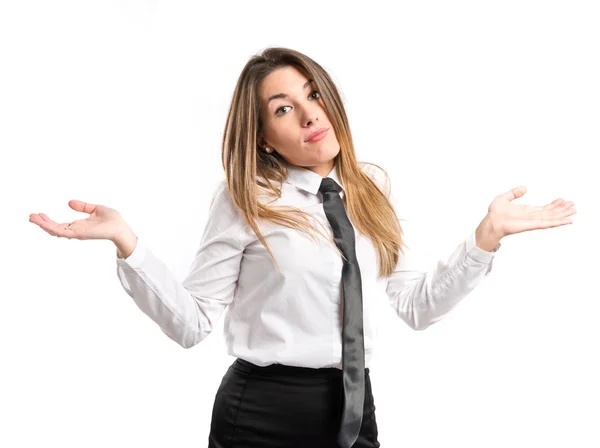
left=265, top=147, right=273, bottom=153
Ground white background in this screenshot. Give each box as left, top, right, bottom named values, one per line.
left=2, top=0, right=599, bottom=446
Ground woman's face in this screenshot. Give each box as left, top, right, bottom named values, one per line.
left=258, top=65, right=340, bottom=176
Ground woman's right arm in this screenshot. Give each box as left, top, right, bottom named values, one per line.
left=114, top=181, right=250, bottom=349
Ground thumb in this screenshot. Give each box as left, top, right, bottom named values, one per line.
left=68, top=200, right=98, bottom=215
left=499, top=186, right=527, bottom=202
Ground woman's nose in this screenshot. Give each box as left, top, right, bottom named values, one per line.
left=302, top=111, right=319, bottom=127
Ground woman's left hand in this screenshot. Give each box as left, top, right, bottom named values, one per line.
left=487, top=185, right=576, bottom=239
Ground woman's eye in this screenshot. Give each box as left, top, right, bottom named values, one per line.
left=275, top=105, right=291, bottom=116
left=275, top=91, right=321, bottom=116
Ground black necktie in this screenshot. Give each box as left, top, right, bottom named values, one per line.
left=319, top=177, right=365, bottom=448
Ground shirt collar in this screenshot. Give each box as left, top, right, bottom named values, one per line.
left=285, top=161, right=344, bottom=196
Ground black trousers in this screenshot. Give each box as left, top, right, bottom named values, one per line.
left=208, top=358, right=380, bottom=448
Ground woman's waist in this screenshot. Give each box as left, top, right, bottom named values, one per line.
left=232, top=357, right=370, bottom=379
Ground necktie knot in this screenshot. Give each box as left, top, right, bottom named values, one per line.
left=319, top=177, right=340, bottom=195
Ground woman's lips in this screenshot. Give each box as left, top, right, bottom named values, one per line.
left=306, top=128, right=328, bottom=143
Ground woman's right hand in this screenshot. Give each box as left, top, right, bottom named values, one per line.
left=29, top=200, right=128, bottom=242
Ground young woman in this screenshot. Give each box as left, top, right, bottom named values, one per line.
left=29, top=47, right=576, bottom=448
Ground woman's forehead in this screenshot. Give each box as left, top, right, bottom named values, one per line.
left=260, top=66, right=312, bottom=101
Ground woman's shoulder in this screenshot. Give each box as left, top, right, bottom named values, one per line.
left=207, top=180, right=244, bottom=216
left=358, top=161, right=392, bottom=198
left=209, top=179, right=228, bottom=203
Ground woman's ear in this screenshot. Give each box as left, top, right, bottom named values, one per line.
left=257, top=134, right=273, bottom=153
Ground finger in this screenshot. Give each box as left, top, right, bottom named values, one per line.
left=40, top=225, right=59, bottom=237
left=29, top=214, right=52, bottom=227
left=542, top=199, right=565, bottom=210
left=548, top=206, right=576, bottom=219
left=551, top=218, right=573, bottom=227
left=557, top=200, right=575, bottom=210
left=37, top=220, right=60, bottom=236
left=36, top=221, right=59, bottom=237
left=543, top=210, right=576, bottom=224
left=498, top=186, right=527, bottom=202
left=39, top=213, right=53, bottom=223
left=544, top=207, right=575, bottom=221
left=30, top=213, right=79, bottom=239
left=68, top=200, right=97, bottom=215
left=36, top=218, right=76, bottom=239
left=528, top=217, right=572, bottom=231
left=559, top=207, right=577, bottom=218
left=37, top=213, right=64, bottom=233
left=38, top=213, right=67, bottom=228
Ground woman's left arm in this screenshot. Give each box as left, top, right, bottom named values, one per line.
left=386, top=185, right=576, bottom=331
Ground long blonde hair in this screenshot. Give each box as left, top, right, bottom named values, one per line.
left=220, top=47, right=404, bottom=278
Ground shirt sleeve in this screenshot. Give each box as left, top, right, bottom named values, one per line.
left=359, top=162, right=501, bottom=331
left=115, top=181, right=249, bottom=348
left=385, top=222, right=500, bottom=331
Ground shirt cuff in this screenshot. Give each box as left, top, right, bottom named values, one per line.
left=116, top=238, right=147, bottom=268
left=465, top=228, right=501, bottom=264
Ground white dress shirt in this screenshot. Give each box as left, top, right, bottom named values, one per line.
left=116, top=162, right=501, bottom=369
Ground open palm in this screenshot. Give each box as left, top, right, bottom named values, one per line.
left=29, top=200, right=125, bottom=241
left=488, top=186, right=576, bottom=238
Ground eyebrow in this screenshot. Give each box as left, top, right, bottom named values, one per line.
left=267, top=79, right=314, bottom=105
